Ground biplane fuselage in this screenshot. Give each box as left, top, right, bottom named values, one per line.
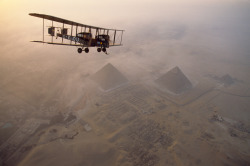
left=29, top=13, right=124, bottom=54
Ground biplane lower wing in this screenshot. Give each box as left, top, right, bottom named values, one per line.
left=31, top=41, right=83, bottom=46
left=32, top=41, right=123, bottom=47
left=109, top=44, right=123, bottom=47
left=29, top=13, right=124, bottom=54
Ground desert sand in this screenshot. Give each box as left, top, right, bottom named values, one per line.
left=1, top=61, right=249, bottom=166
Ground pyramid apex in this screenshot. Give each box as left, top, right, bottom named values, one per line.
left=170, top=66, right=181, bottom=74
left=91, top=63, right=128, bottom=91
left=155, top=66, right=192, bottom=94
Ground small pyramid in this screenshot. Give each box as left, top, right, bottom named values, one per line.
left=91, top=63, right=128, bottom=90
left=220, top=74, right=234, bottom=85
left=155, top=66, right=192, bottom=94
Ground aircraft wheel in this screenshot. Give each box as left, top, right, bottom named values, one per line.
left=102, top=48, right=106, bottom=52
left=77, top=48, right=82, bottom=53
left=97, top=48, right=101, bottom=52
left=85, top=48, right=89, bottom=53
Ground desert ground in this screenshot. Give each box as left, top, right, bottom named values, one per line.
left=0, top=55, right=250, bottom=166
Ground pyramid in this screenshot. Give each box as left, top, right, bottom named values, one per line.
left=91, top=63, right=128, bottom=91
left=220, top=74, right=234, bottom=85
left=155, top=66, right=192, bottom=94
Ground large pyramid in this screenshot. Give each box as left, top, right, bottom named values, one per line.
left=155, top=66, right=192, bottom=94
left=91, top=63, right=128, bottom=91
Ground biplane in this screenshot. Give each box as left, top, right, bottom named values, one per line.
left=29, top=13, right=124, bottom=54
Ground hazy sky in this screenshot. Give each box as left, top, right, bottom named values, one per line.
left=1, top=0, right=249, bottom=53
left=0, top=0, right=250, bottom=84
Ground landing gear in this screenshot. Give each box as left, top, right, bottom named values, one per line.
left=78, top=47, right=108, bottom=54
left=84, top=48, right=89, bottom=53
left=77, top=47, right=89, bottom=54
left=102, top=47, right=108, bottom=54
left=97, top=47, right=107, bottom=54
left=77, top=48, right=82, bottom=53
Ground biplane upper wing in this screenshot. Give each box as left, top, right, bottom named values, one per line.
left=29, top=13, right=125, bottom=49
left=29, top=13, right=116, bottom=30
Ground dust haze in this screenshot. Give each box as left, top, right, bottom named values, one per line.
left=1, top=0, right=250, bottom=166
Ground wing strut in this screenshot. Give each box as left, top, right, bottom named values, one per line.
left=120, top=31, right=124, bottom=45
left=51, top=21, right=55, bottom=43
left=62, top=23, right=64, bottom=43
left=70, top=24, right=73, bottom=44
left=75, top=25, right=78, bottom=44
left=113, top=30, right=116, bottom=45
left=43, top=18, right=44, bottom=42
